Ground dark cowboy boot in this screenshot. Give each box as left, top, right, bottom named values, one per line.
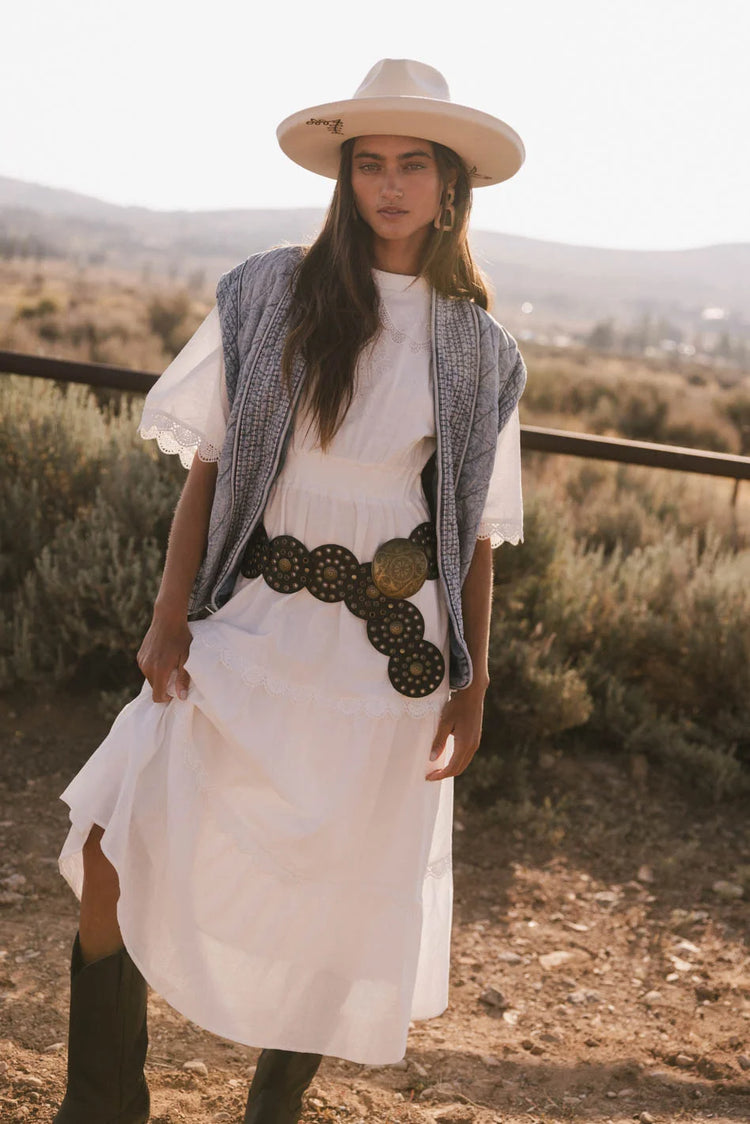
left=53, top=932, right=150, bottom=1123
left=244, top=1048, right=323, bottom=1124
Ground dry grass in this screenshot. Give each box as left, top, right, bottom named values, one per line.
left=0, top=258, right=212, bottom=370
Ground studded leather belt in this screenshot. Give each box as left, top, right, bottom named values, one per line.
left=239, top=521, right=445, bottom=698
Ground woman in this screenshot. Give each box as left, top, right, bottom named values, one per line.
left=53, top=59, right=527, bottom=1124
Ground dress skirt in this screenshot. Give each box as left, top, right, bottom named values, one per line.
left=58, top=656, right=455, bottom=1064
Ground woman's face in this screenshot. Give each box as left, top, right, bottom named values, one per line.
left=350, top=134, right=444, bottom=251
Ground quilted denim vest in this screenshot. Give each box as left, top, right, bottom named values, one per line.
left=187, top=244, right=526, bottom=690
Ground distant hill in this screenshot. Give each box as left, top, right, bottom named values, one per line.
left=1, top=175, right=748, bottom=342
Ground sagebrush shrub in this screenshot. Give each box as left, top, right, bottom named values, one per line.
left=10, top=495, right=166, bottom=689
left=0, top=375, right=182, bottom=691
left=483, top=488, right=750, bottom=805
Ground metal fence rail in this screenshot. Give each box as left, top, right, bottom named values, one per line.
left=0, top=348, right=157, bottom=394
left=521, top=425, right=750, bottom=480
left=3, top=349, right=750, bottom=480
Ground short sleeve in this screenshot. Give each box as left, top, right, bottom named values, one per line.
left=137, top=305, right=228, bottom=470
left=477, top=404, right=523, bottom=548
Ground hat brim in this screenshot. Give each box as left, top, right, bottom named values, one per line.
left=276, top=96, right=525, bottom=187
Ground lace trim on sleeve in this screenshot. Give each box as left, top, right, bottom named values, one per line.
left=138, top=407, right=223, bottom=470
left=477, top=519, right=523, bottom=548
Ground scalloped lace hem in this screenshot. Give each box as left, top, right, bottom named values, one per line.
left=477, top=520, right=523, bottom=548
left=189, top=630, right=448, bottom=719
left=138, top=408, right=222, bottom=469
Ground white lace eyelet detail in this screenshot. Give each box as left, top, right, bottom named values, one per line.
left=380, top=303, right=431, bottom=353
left=477, top=520, right=524, bottom=548
left=138, top=408, right=222, bottom=469
left=189, top=630, right=448, bottom=720
left=424, top=854, right=452, bottom=879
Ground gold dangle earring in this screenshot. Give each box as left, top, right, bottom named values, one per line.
left=433, top=187, right=455, bottom=232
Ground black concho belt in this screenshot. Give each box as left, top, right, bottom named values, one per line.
left=239, top=521, right=445, bottom=699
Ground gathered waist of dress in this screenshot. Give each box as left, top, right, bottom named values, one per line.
left=276, top=447, right=430, bottom=503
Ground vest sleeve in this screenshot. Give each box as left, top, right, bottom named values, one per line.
left=477, top=404, right=523, bottom=547
left=137, top=305, right=228, bottom=469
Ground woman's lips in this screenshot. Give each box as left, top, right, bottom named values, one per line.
left=377, top=208, right=408, bottom=219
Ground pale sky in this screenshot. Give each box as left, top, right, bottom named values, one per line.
left=3, top=0, right=748, bottom=251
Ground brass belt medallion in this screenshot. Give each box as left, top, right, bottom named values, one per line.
left=371, top=537, right=429, bottom=599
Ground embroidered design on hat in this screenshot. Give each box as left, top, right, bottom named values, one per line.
left=306, top=117, right=344, bottom=135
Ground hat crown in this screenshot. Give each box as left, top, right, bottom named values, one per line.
left=352, top=58, right=452, bottom=103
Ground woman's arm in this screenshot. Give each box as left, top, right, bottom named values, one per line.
left=426, top=536, right=493, bottom=781
left=136, top=456, right=218, bottom=703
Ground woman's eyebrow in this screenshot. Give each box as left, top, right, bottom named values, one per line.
left=353, top=150, right=434, bottom=161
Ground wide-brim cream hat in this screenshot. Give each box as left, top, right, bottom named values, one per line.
left=277, top=59, right=525, bottom=187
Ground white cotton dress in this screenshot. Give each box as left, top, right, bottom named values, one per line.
left=58, top=268, right=523, bottom=1065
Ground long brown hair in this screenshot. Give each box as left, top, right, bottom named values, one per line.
left=281, top=137, right=490, bottom=449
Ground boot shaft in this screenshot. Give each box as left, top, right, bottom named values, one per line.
left=53, top=933, right=149, bottom=1124
left=245, top=1048, right=323, bottom=1124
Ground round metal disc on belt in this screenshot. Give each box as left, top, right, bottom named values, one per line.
left=371, top=537, right=429, bottom=599
left=388, top=640, right=445, bottom=698
left=263, top=535, right=310, bottom=593
left=366, top=601, right=425, bottom=657
left=408, top=522, right=439, bottom=581
left=344, top=563, right=393, bottom=621
left=307, top=543, right=360, bottom=603
left=240, top=523, right=269, bottom=579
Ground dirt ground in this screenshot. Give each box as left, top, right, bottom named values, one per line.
left=1, top=690, right=749, bottom=1124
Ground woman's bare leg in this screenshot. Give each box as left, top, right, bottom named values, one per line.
left=79, top=824, right=123, bottom=964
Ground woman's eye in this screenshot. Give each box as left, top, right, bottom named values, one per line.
left=356, top=163, right=379, bottom=173
left=404, top=163, right=426, bottom=171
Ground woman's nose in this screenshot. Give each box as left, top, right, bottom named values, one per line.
left=380, top=175, right=404, bottom=200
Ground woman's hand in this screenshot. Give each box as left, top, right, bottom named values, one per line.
left=136, top=609, right=194, bottom=704
left=134, top=455, right=216, bottom=704
left=426, top=679, right=489, bottom=781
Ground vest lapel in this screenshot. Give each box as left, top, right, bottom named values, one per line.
left=214, top=291, right=306, bottom=603
left=232, top=289, right=306, bottom=503
left=433, top=292, right=481, bottom=478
